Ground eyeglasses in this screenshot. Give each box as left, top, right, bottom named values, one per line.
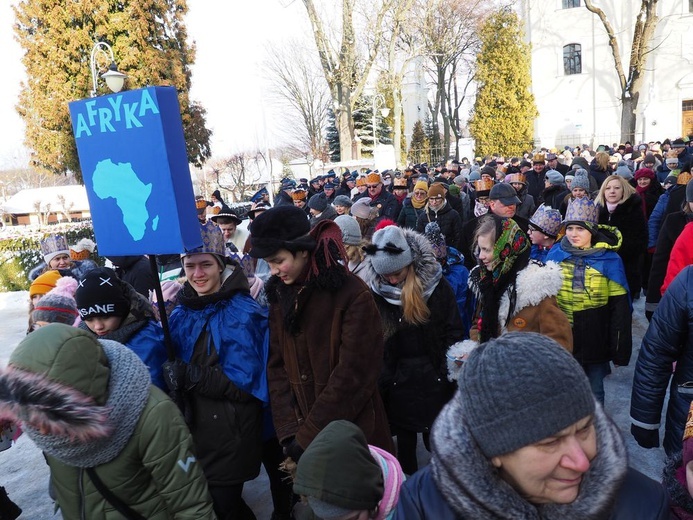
left=429, top=196, right=444, bottom=200
left=367, top=184, right=380, bottom=189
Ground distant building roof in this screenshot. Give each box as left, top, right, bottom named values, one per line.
left=1, top=185, right=90, bottom=214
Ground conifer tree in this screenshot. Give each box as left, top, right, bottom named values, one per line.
left=14, top=0, right=211, bottom=182
left=408, top=120, right=429, bottom=164
left=468, top=8, right=537, bottom=157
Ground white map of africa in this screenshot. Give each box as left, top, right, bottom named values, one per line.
left=92, top=159, right=153, bottom=240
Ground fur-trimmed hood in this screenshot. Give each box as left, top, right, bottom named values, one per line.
left=361, top=226, right=443, bottom=298
left=469, top=260, right=563, bottom=332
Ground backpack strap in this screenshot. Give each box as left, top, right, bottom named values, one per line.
left=86, top=467, right=146, bottom=520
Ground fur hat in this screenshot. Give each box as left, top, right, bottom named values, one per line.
left=366, top=225, right=413, bottom=275
left=529, top=204, right=562, bottom=238
left=248, top=206, right=314, bottom=258
left=40, top=235, right=70, bottom=264
left=32, top=276, right=79, bottom=326
left=458, top=332, right=595, bottom=458
left=571, top=169, right=591, bottom=191
left=307, top=194, right=328, bottom=212
left=564, top=197, right=599, bottom=228
left=544, top=169, right=565, bottom=187
left=181, top=220, right=226, bottom=266
left=75, top=267, right=130, bottom=320
left=333, top=195, right=353, bottom=208
left=350, top=198, right=373, bottom=219
left=30, top=270, right=62, bottom=299
left=334, top=215, right=362, bottom=246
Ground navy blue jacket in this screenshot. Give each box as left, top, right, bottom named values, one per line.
left=631, top=266, right=693, bottom=455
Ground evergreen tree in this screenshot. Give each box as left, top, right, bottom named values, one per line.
left=14, top=0, right=211, bottom=182
left=468, top=8, right=537, bottom=157
left=408, top=120, right=429, bottom=164
left=325, top=109, right=340, bottom=162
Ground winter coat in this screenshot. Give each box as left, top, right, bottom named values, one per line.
left=363, top=229, right=464, bottom=433
left=514, top=192, right=536, bottom=220
left=78, top=280, right=168, bottom=390
left=589, top=160, right=610, bottom=187
left=638, top=181, right=665, bottom=220
left=468, top=260, right=573, bottom=352
left=309, top=204, right=338, bottom=228
left=397, top=197, right=426, bottom=229
left=1, top=325, right=215, bottom=520
left=525, top=168, right=546, bottom=202
left=542, top=185, right=571, bottom=211
left=108, top=255, right=159, bottom=298
left=265, top=262, right=393, bottom=453
left=547, top=229, right=632, bottom=366
left=443, top=247, right=472, bottom=339
left=29, top=258, right=98, bottom=282
left=368, top=189, right=400, bottom=221
left=646, top=211, right=693, bottom=314
left=275, top=190, right=294, bottom=207
left=647, top=190, right=671, bottom=248
left=169, top=264, right=269, bottom=486
left=598, top=193, right=648, bottom=296
left=415, top=201, right=463, bottom=251
left=396, top=395, right=669, bottom=519
left=663, top=222, right=693, bottom=293
left=632, top=266, right=693, bottom=455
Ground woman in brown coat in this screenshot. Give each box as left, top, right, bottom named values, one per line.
left=248, top=205, right=394, bottom=464
left=468, top=214, right=573, bottom=351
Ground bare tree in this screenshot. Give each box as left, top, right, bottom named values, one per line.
left=413, top=0, right=489, bottom=160
left=207, top=152, right=268, bottom=203
left=265, top=40, right=331, bottom=164
left=301, top=0, right=395, bottom=161
left=57, top=194, right=74, bottom=223
left=584, top=0, right=659, bottom=143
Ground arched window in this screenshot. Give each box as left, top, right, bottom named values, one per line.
left=563, top=0, right=580, bottom=7
left=563, top=44, right=582, bottom=75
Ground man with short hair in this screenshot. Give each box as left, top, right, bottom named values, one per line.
left=547, top=152, right=570, bottom=175
left=527, top=153, right=548, bottom=202
left=362, top=172, right=400, bottom=220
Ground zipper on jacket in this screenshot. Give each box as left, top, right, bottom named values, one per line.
left=79, top=467, right=86, bottom=520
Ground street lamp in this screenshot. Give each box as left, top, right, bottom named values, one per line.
left=372, top=93, right=390, bottom=149
left=90, top=42, right=126, bottom=97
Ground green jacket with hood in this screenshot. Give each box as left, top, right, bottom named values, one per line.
left=2, top=325, right=216, bottom=520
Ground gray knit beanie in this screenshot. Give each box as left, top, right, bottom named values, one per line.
left=333, top=195, right=353, bottom=208
left=367, top=225, right=413, bottom=275
left=32, top=276, right=79, bottom=326
left=545, top=169, right=565, bottom=186
left=571, top=169, right=590, bottom=191
left=458, top=332, right=595, bottom=458
left=615, top=162, right=633, bottom=180
left=307, top=194, right=328, bottom=212
left=334, top=215, right=362, bottom=246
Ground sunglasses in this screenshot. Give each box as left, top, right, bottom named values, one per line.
left=367, top=185, right=380, bottom=189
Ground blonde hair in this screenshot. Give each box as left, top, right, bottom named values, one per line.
left=595, top=174, right=636, bottom=206
left=595, top=151, right=610, bottom=171
left=401, top=264, right=430, bottom=325
left=344, top=243, right=365, bottom=265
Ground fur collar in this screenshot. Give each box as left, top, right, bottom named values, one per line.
left=469, top=260, right=563, bottom=332
left=430, top=399, right=627, bottom=519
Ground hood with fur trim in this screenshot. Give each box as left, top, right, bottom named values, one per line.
left=361, top=226, right=443, bottom=295
left=469, top=259, right=563, bottom=333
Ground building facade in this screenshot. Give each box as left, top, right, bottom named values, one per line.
left=522, top=0, right=693, bottom=148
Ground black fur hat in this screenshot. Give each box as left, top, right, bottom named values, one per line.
left=248, top=206, right=314, bottom=258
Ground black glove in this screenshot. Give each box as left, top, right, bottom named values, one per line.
left=631, top=424, right=660, bottom=449
left=162, top=359, right=187, bottom=393
left=283, top=438, right=304, bottom=462
left=185, top=364, right=233, bottom=399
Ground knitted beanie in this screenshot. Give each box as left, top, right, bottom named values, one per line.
left=30, top=270, right=62, bottom=299
left=32, top=277, right=79, bottom=326
left=458, top=332, right=595, bottom=458
left=414, top=180, right=429, bottom=193
left=545, top=169, right=565, bottom=186
left=424, top=222, right=447, bottom=261
left=75, top=267, right=130, bottom=320
left=571, top=169, right=591, bottom=191
left=334, top=215, right=362, bottom=246
left=307, top=194, right=328, bottom=212
left=615, top=163, right=634, bottom=180
left=294, top=420, right=383, bottom=514
left=634, top=167, right=655, bottom=180
left=333, top=195, right=353, bottom=208
left=428, top=183, right=446, bottom=199
left=366, top=225, right=413, bottom=275
left=350, top=198, right=373, bottom=220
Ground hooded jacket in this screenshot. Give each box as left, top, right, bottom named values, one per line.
left=362, top=228, right=464, bottom=433
left=415, top=201, right=463, bottom=251
left=169, top=263, right=269, bottom=486
left=0, top=325, right=215, bottom=520
left=547, top=227, right=632, bottom=366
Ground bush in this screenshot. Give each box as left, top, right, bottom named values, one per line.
left=0, top=254, right=31, bottom=292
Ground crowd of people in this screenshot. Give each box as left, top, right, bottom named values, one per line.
left=0, top=136, right=693, bottom=518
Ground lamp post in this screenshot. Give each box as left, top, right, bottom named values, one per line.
left=372, top=93, right=390, bottom=150
left=90, top=42, right=127, bottom=97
